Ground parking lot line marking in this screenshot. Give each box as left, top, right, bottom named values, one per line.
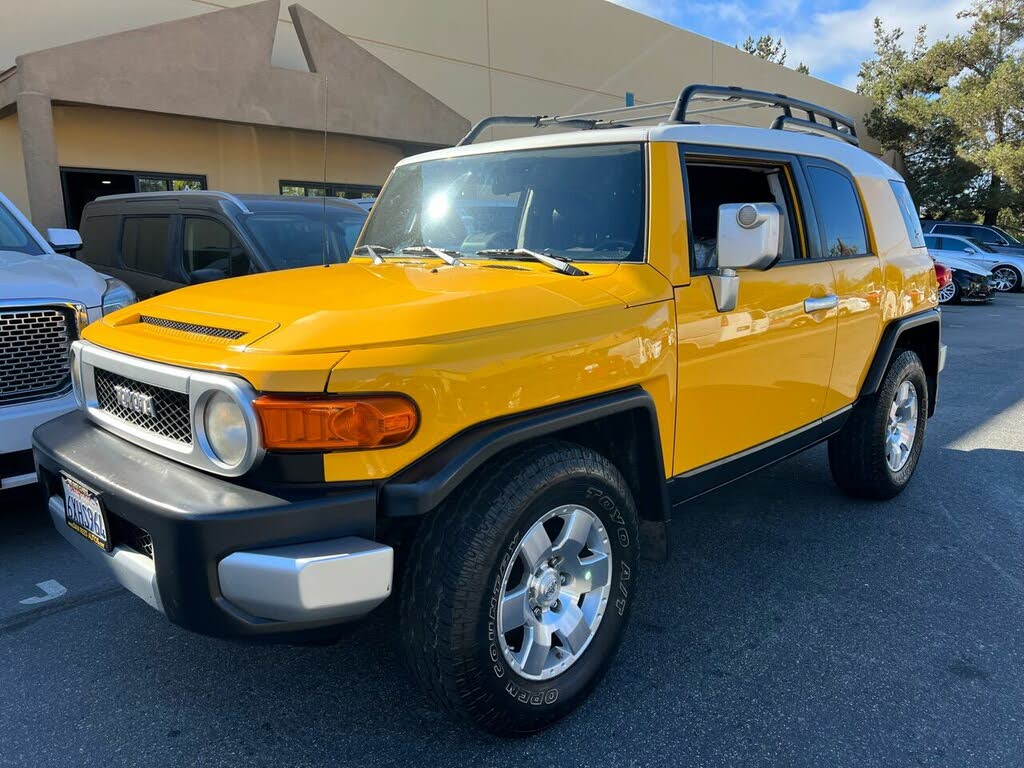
left=18, top=580, right=67, bottom=605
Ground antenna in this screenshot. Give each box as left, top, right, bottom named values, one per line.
left=321, top=75, right=329, bottom=268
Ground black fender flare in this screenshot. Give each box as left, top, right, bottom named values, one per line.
left=379, top=387, right=672, bottom=529
left=860, top=308, right=941, bottom=412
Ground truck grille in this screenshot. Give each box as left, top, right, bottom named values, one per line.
left=94, top=368, right=192, bottom=444
left=0, top=306, right=75, bottom=405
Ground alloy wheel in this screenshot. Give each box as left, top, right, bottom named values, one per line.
left=938, top=280, right=957, bottom=304
left=885, top=380, right=919, bottom=472
left=991, top=266, right=1020, bottom=292
left=496, top=504, right=612, bottom=681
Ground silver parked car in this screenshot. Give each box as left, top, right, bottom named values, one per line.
left=923, top=233, right=1024, bottom=293
left=921, top=220, right=1024, bottom=256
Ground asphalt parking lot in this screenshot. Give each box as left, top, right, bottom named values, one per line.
left=2, top=294, right=1023, bottom=768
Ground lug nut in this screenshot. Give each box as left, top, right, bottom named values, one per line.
left=549, top=556, right=562, bottom=567
left=560, top=573, right=569, bottom=585
left=533, top=607, right=543, bottom=619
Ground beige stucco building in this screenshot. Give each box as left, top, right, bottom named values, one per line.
left=0, top=0, right=881, bottom=230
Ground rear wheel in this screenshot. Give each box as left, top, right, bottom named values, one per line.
left=828, top=350, right=928, bottom=500
left=400, top=441, right=639, bottom=735
left=991, top=265, right=1021, bottom=292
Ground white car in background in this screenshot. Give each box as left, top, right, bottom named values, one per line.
left=923, top=233, right=1024, bottom=293
left=0, top=192, right=135, bottom=490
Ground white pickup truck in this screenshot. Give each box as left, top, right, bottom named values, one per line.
left=0, top=192, right=134, bottom=490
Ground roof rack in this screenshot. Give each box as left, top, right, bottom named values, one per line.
left=456, top=83, right=859, bottom=147
left=96, top=190, right=253, bottom=214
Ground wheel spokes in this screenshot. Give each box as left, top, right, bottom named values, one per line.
left=518, top=522, right=552, bottom=571
left=554, top=601, right=591, bottom=655
left=500, top=583, right=529, bottom=632
left=552, top=509, right=592, bottom=560
left=515, top=624, right=553, bottom=676
left=563, top=551, right=610, bottom=593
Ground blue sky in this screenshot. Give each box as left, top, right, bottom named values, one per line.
left=606, top=0, right=971, bottom=90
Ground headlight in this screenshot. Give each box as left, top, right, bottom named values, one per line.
left=202, top=391, right=249, bottom=467
left=101, top=278, right=136, bottom=316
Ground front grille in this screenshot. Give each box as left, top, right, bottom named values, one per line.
left=94, top=368, right=192, bottom=444
left=0, top=307, right=74, bottom=405
left=140, top=315, right=245, bottom=341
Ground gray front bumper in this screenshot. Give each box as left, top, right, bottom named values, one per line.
left=49, top=494, right=392, bottom=624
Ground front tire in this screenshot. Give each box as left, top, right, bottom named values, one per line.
left=991, top=265, right=1021, bottom=292
left=400, top=441, right=639, bottom=735
left=828, top=350, right=928, bottom=500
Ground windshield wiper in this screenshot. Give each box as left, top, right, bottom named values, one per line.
left=352, top=244, right=394, bottom=264
left=401, top=245, right=467, bottom=267
left=476, top=248, right=588, bottom=276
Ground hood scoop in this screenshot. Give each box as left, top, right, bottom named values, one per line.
left=139, top=315, right=246, bottom=344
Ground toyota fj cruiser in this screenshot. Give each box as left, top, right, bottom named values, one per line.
left=34, top=85, right=945, bottom=735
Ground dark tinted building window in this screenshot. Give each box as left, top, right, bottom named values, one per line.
left=77, top=215, right=120, bottom=266
left=183, top=217, right=249, bottom=277
left=122, top=217, right=169, bottom=275
left=807, top=166, right=868, bottom=258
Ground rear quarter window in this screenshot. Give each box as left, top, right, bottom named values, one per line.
left=889, top=180, right=925, bottom=248
left=806, top=165, right=868, bottom=258
left=78, top=215, right=120, bottom=266
left=122, top=217, right=170, bottom=275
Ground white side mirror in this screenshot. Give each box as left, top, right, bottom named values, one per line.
left=710, top=203, right=783, bottom=312
left=46, top=228, right=83, bottom=254
left=963, top=247, right=976, bottom=254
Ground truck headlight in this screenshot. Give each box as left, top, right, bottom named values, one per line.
left=101, top=278, right=136, bottom=316
left=202, top=391, right=249, bottom=467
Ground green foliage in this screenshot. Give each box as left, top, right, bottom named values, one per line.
left=741, top=34, right=787, bottom=65
left=858, top=0, right=1024, bottom=224
left=738, top=34, right=811, bottom=75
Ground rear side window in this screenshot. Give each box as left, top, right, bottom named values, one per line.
left=889, top=180, right=925, bottom=248
left=183, top=217, right=249, bottom=277
left=121, top=217, right=169, bottom=275
left=924, top=235, right=943, bottom=250
left=77, top=215, right=119, bottom=266
left=935, top=224, right=972, bottom=238
left=807, top=166, right=868, bottom=258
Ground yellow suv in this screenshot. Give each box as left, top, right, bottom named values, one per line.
left=34, top=86, right=944, bottom=735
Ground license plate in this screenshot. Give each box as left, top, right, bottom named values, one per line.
left=62, top=473, right=111, bottom=552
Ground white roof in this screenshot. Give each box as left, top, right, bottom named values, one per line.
left=400, top=123, right=901, bottom=182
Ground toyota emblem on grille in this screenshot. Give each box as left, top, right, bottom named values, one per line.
left=113, top=383, right=158, bottom=418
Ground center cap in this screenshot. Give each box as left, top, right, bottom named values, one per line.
left=535, top=569, right=561, bottom=608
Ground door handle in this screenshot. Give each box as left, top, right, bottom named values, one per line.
left=804, top=294, right=838, bottom=313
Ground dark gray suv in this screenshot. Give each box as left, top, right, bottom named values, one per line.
left=76, top=192, right=367, bottom=298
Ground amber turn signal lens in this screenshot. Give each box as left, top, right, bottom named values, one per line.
left=254, top=395, right=418, bottom=450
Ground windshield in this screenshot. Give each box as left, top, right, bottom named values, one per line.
left=0, top=202, right=44, bottom=256
left=358, top=144, right=645, bottom=262
left=991, top=225, right=1023, bottom=245
left=243, top=206, right=366, bottom=269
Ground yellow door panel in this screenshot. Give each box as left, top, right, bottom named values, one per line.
left=825, top=254, right=884, bottom=413
left=673, top=262, right=837, bottom=474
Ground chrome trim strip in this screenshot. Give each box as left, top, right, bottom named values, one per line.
left=1, top=472, right=37, bottom=489
left=679, top=404, right=853, bottom=479
left=73, top=340, right=264, bottom=477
